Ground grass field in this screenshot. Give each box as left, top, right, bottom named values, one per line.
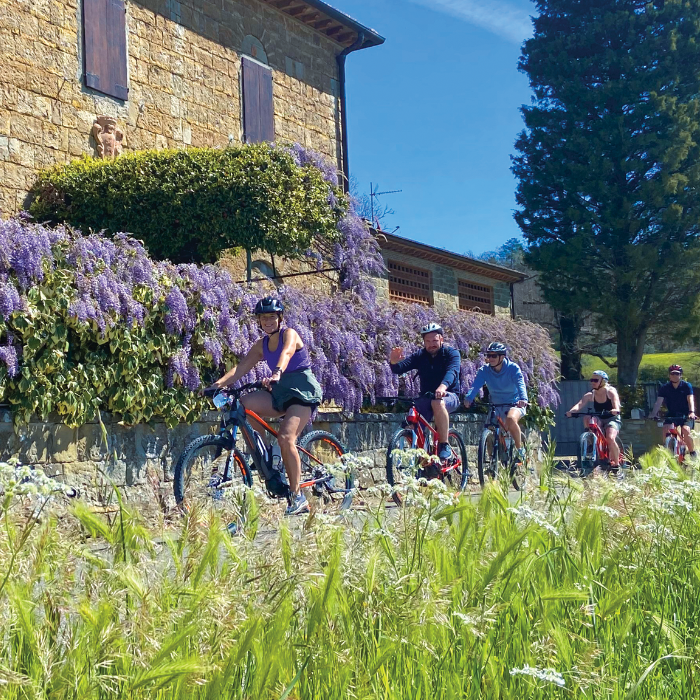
left=581, top=351, right=700, bottom=384
left=2, top=452, right=700, bottom=698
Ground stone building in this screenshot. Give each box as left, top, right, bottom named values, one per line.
left=0, top=0, right=384, bottom=213
left=225, top=228, right=527, bottom=317
left=375, top=232, right=525, bottom=317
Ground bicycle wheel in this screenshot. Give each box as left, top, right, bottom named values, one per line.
left=665, top=434, right=678, bottom=457
left=477, top=428, right=498, bottom=488
left=386, top=428, right=418, bottom=486
left=443, top=430, right=468, bottom=491
left=298, top=430, right=353, bottom=512
left=505, top=440, right=527, bottom=491
left=576, top=432, right=596, bottom=474
left=615, top=437, right=627, bottom=467
left=173, top=434, right=251, bottom=510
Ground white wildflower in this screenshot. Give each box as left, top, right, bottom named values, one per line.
left=510, top=665, right=565, bottom=687
left=508, top=505, right=559, bottom=536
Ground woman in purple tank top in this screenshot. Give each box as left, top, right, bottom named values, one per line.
left=209, top=297, right=323, bottom=515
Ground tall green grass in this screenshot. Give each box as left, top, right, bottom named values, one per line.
left=2, top=451, right=700, bottom=698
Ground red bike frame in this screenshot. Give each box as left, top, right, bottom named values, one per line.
left=404, top=405, right=463, bottom=478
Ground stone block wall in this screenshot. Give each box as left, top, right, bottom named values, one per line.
left=376, top=249, right=512, bottom=317
left=0, top=408, right=485, bottom=504
left=0, top=0, right=342, bottom=213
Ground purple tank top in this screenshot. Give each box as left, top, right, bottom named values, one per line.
left=262, top=328, right=311, bottom=373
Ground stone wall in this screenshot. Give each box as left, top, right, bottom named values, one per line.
left=0, top=0, right=342, bottom=214
left=0, top=407, right=485, bottom=504
left=376, top=249, right=512, bottom=317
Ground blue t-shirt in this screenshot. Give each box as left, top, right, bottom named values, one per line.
left=658, top=380, right=693, bottom=417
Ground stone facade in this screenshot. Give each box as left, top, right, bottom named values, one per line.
left=0, top=0, right=363, bottom=214
left=376, top=248, right=513, bottom=317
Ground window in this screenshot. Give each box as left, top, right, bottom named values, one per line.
left=459, top=280, right=494, bottom=314
left=241, top=55, right=274, bottom=143
left=388, top=260, right=433, bottom=305
left=82, top=0, right=128, bottom=100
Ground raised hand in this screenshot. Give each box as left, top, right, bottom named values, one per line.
left=389, top=347, right=404, bottom=364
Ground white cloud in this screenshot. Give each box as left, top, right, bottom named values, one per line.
left=406, top=0, right=532, bottom=44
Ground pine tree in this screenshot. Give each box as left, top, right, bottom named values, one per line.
left=513, top=0, right=700, bottom=385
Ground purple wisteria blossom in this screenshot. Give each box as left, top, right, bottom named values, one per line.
left=0, top=197, right=559, bottom=416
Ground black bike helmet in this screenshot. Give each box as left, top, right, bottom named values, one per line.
left=254, top=297, right=284, bottom=315
left=486, top=342, right=507, bottom=355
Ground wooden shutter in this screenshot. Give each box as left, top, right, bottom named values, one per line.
left=458, top=280, right=494, bottom=314
left=388, top=260, right=433, bottom=305
left=242, top=56, right=275, bottom=143
left=83, top=0, right=129, bottom=101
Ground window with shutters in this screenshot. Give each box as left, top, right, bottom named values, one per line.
left=82, top=0, right=128, bottom=101
left=388, top=260, right=433, bottom=305
left=241, top=55, right=275, bottom=143
left=458, top=280, right=494, bottom=314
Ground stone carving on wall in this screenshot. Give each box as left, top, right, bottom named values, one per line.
left=92, top=115, right=124, bottom=159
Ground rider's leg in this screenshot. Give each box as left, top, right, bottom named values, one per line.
left=241, top=391, right=285, bottom=447
left=276, top=404, right=313, bottom=494
left=431, top=399, right=449, bottom=444
left=505, top=408, right=524, bottom=450
left=681, top=424, right=695, bottom=452
left=606, top=426, right=620, bottom=465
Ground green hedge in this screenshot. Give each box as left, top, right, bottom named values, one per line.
left=29, top=144, right=345, bottom=264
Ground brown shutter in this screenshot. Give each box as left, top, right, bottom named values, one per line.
left=242, top=56, right=275, bottom=143
left=83, top=0, right=128, bottom=101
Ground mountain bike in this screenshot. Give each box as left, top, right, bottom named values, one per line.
left=569, top=411, right=626, bottom=474
left=173, top=382, right=353, bottom=513
left=477, top=403, right=527, bottom=490
left=385, top=392, right=469, bottom=499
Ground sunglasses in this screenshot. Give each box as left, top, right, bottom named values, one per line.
left=590, top=378, right=601, bottom=383
left=486, top=353, right=501, bottom=359
left=670, top=371, right=682, bottom=375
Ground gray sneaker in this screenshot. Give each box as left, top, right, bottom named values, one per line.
left=285, top=492, right=309, bottom=516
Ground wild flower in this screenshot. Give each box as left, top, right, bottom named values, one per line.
left=508, top=504, right=559, bottom=536
left=510, top=665, right=566, bottom=687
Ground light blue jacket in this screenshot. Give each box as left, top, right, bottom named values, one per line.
left=465, top=358, right=528, bottom=406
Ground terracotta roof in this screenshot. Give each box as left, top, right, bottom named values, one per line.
left=257, top=0, right=385, bottom=49
left=376, top=231, right=527, bottom=284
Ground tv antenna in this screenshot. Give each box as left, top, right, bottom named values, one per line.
left=370, top=182, right=402, bottom=229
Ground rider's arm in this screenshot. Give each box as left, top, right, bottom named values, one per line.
left=465, top=365, right=487, bottom=404
left=687, top=384, right=696, bottom=416
left=650, top=396, right=664, bottom=418
left=390, top=350, right=420, bottom=375
left=438, top=347, right=461, bottom=392
left=214, top=340, right=264, bottom=388
left=511, top=363, right=528, bottom=404
left=567, top=392, right=591, bottom=415
left=609, top=388, right=621, bottom=415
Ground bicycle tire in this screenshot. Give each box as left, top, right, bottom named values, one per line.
left=477, top=428, right=498, bottom=488
left=385, top=428, right=418, bottom=486
left=444, top=429, right=468, bottom=491
left=505, top=440, right=527, bottom=491
left=665, top=434, right=678, bottom=457
left=298, top=430, right=353, bottom=511
left=173, top=434, right=251, bottom=508
left=577, top=432, right=596, bottom=473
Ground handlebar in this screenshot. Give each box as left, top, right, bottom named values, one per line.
left=204, top=381, right=265, bottom=399
left=568, top=411, right=617, bottom=418
left=651, top=415, right=693, bottom=422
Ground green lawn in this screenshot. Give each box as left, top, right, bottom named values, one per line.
left=2, top=451, right=700, bottom=698
left=581, top=351, right=700, bottom=384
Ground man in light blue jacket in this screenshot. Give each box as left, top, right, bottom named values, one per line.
left=464, top=342, right=528, bottom=463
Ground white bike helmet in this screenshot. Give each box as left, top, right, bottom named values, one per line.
left=421, top=322, right=443, bottom=336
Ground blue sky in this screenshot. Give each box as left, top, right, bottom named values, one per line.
left=335, top=0, right=535, bottom=256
